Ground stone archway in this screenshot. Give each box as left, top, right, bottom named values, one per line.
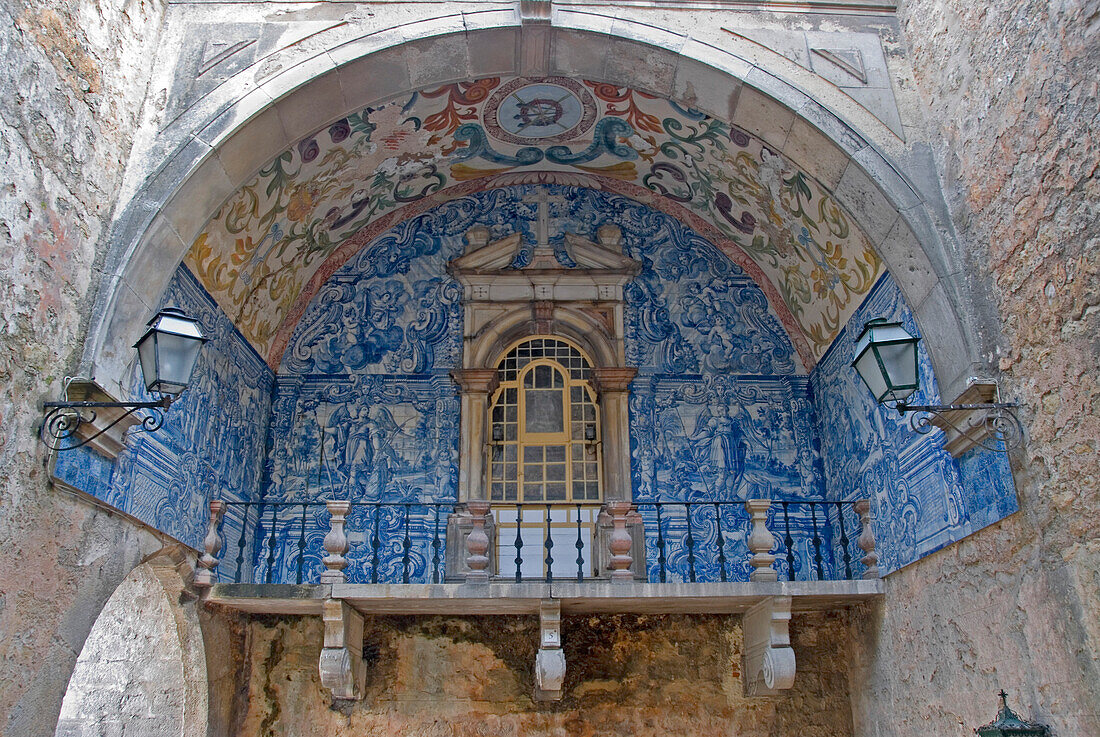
left=82, top=12, right=984, bottom=409
left=54, top=557, right=208, bottom=737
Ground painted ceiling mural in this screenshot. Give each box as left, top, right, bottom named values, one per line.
left=186, top=76, right=882, bottom=369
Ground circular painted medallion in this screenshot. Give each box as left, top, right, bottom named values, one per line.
left=483, top=77, right=597, bottom=144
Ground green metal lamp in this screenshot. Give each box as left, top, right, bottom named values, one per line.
left=975, top=691, right=1049, bottom=737
left=851, top=318, right=1022, bottom=453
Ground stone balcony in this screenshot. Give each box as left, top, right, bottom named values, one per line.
left=194, top=497, right=882, bottom=701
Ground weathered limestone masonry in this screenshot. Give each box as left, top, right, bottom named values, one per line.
left=0, top=0, right=172, bottom=734
left=236, top=612, right=855, bottom=737
left=847, top=2, right=1100, bottom=735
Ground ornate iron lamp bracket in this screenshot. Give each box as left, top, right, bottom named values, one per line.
left=895, top=400, right=1023, bottom=453
left=40, top=396, right=173, bottom=452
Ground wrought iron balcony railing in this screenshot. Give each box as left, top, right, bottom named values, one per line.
left=193, top=497, right=879, bottom=587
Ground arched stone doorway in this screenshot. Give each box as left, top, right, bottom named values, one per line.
left=54, top=560, right=208, bottom=737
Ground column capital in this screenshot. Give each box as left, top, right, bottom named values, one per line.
left=592, top=367, right=637, bottom=393
left=451, top=368, right=499, bottom=394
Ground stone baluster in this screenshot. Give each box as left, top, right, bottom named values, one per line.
left=605, top=501, right=635, bottom=582
left=465, top=500, right=491, bottom=583
left=745, top=499, right=778, bottom=582
left=321, top=500, right=352, bottom=584
left=194, top=500, right=226, bottom=588
left=854, top=499, right=880, bottom=579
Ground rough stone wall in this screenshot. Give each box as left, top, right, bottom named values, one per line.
left=54, top=565, right=186, bottom=737
left=848, top=1, right=1100, bottom=735
left=234, top=611, right=854, bottom=736
left=0, top=0, right=170, bottom=734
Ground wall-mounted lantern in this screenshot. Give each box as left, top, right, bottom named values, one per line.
left=852, top=318, right=1022, bottom=453
left=41, top=308, right=208, bottom=452
left=975, top=691, right=1049, bottom=736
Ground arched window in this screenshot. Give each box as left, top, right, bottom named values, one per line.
left=488, top=337, right=601, bottom=502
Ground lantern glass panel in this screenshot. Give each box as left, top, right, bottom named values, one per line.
left=853, top=347, right=889, bottom=401
left=152, top=331, right=205, bottom=395
left=875, top=340, right=918, bottom=400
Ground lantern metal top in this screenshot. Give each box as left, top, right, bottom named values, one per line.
left=975, top=691, right=1050, bottom=737
left=133, top=307, right=207, bottom=346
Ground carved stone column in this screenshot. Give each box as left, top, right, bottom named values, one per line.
left=745, top=499, right=778, bottom=582
left=592, top=367, right=636, bottom=501
left=321, top=500, right=351, bottom=584
left=854, top=499, right=880, bottom=579
left=452, top=369, right=499, bottom=501
left=194, top=500, right=225, bottom=588
left=604, top=501, right=635, bottom=583
left=464, top=500, right=492, bottom=584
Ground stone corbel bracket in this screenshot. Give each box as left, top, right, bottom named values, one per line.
left=319, top=598, right=366, bottom=700
left=534, top=600, right=566, bottom=701
left=742, top=595, right=796, bottom=696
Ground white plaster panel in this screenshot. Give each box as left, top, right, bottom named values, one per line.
left=404, top=30, right=474, bottom=87
left=804, top=32, right=893, bottom=90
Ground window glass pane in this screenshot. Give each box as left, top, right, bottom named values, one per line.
left=525, top=388, right=564, bottom=433
left=546, top=463, right=566, bottom=481
left=546, top=446, right=566, bottom=463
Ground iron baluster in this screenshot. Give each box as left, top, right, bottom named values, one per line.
left=370, top=504, right=381, bottom=584
left=713, top=502, right=727, bottom=583
left=401, top=505, right=412, bottom=584
left=295, top=503, right=307, bottom=584
left=514, top=506, right=524, bottom=583
left=431, top=504, right=442, bottom=584
left=655, top=503, right=667, bottom=583
left=544, top=504, right=554, bottom=584
left=265, top=502, right=278, bottom=584
left=575, top=503, right=584, bottom=583
left=810, top=503, right=824, bottom=580
left=838, top=504, right=852, bottom=580
left=234, top=504, right=247, bottom=583
left=783, top=501, right=796, bottom=581
left=685, top=502, right=696, bottom=583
